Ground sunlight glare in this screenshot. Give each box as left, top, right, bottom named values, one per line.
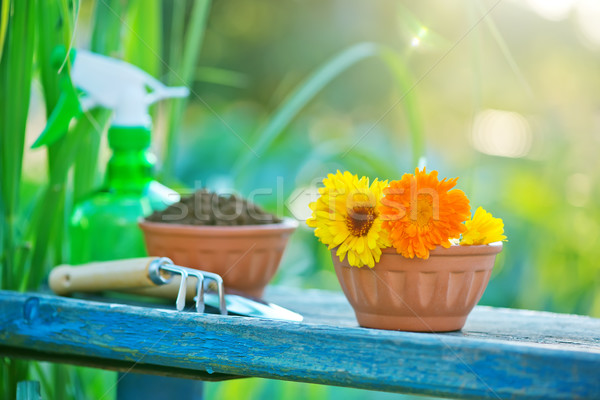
left=472, top=109, right=532, bottom=158
left=575, top=0, right=600, bottom=48
left=526, top=0, right=575, bottom=21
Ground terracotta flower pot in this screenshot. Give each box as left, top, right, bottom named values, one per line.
left=332, top=243, right=502, bottom=332
left=139, top=218, right=298, bottom=298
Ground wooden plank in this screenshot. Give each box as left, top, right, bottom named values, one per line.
left=0, top=345, right=241, bottom=382
left=16, top=381, right=42, bottom=400
left=116, top=373, right=205, bottom=400
left=0, top=289, right=599, bottom=399
left=266, top=287, right=600, bottom=350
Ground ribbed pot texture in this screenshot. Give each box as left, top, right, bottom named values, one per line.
left=139, top=218, right=298, bottom=298
left=332, top=243, right=502, bottom=332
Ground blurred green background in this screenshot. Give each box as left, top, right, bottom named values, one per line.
left=4, top=0, right=600, bottom=398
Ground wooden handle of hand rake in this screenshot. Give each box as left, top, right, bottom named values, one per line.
left=49, top=257, right=162, bottom=295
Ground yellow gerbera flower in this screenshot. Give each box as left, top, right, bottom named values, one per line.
left=307, top=171, right=389, bottom=268
left=380, top=168, right=471, bottom=260
left=460, top=206, right=506, bottom=245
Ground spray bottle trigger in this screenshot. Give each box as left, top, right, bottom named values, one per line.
left=144, top=86, right=189, bottom=105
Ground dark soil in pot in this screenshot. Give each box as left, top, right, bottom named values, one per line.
left=146, top=189, right=281, bottom=226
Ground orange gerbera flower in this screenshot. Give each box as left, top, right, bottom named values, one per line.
left=380, top=168, right=471, bottom=259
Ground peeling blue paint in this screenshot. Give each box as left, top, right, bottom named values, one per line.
left=23, top=297, right=40, bottom=322
left=0, top=290, right=599, bottom=399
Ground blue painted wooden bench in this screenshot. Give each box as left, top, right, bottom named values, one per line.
left=0, top=287, right=599, bottom=399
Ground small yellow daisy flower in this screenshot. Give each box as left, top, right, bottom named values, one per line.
left=307, top=171, right=389, bottom=268
left=460, top=206, right=506, bottom=245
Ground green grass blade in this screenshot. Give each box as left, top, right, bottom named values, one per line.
left=31, top=362, right=53, bottom=399
left=164, top=0, right=212, bottom=179
left=52, top=364, right=69, bottom=400
left=71, top=110, right=110, bottom=202
left=59, top=0, right=79, bottom=53
left=124, top=0, right=162, bottom=127
left=90, top=0, right=123, bottom=55
left=36, top=0, right=80, bottom=276
left=3, top=359, right=28, bottom=399
left=231, top=42, right=426, bottom=177
left=124, top=0, right=162, bottom=78
left=26, top=128, right=81, bottom=290
left=180, top=0, right=212, bottom=94
left=196, top=66, right=249, bottom=88
left=37, top=0, right=66, bottom=113
left=377, top=45, right=426, bottom=168
left=0, top=0, right=37, bottom=290
left=0, top=0, right=9, bottom=62
left=474, top=1, right=533, bottom=98
left=231, top=42, right=379, bottom=176
left=0, top=0, right=9, bottom=287
left=168, top=0, right=185, bottom=85
left=41, top=0, right=76, bottom=168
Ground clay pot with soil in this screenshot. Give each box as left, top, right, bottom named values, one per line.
left=139, top=190, right=297, bottom=298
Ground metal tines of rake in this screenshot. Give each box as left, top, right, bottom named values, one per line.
left=148, top=257, right=227, bottom=315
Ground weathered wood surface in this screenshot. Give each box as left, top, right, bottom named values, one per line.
left=16, top=381, right=42, bottom=400
left=0, top=288, right=599, bottom=399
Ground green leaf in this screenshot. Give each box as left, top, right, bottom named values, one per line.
left=90, top=0, right=124, bottom=55
left=196, top=66, right=249, bottom=88
left=37, top=0, right=69, bottom=114
left=0, top=0, right=38, bottom=290
left=377, top=45, right=426, bottom=168
left=232, top=43, right=380, bottom=176
left=163, top=0, right=212, bottom=180
left=231, top=42, right=426, bottom=177
left=124, top=0, right=162, bottom=78
left=167, top=0, right=186, bottom=85
left=0, top=0, right=10, bottom=62
left=71, top=109, right=111, bottom=202
left=31, top=0, right=81, bottom=285
left=26, top=126, right=82, bottom=290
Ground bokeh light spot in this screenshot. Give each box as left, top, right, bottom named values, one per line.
left=472, top=109, right=532, bottom=158
left=286, top=186, right=320, bottom=221
left=565, top=173, right=591, bottom=207
left=575, top=0, right=600, bottom=48
left=526, top=0, right=575, bottom=21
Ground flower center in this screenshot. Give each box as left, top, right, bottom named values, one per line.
left=346, top=206, right=376, bottom=237
left=415, top=194, right=433, bottom=227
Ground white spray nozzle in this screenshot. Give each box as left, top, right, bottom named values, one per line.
left=71, top=50, right=189, bottom=127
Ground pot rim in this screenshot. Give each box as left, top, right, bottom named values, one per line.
left=138, top=216, right=299, bottom=236
left=379, top=241, right=503, bottom=257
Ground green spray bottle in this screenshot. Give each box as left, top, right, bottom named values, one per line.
left=34, top=47, right=188, bottom=264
